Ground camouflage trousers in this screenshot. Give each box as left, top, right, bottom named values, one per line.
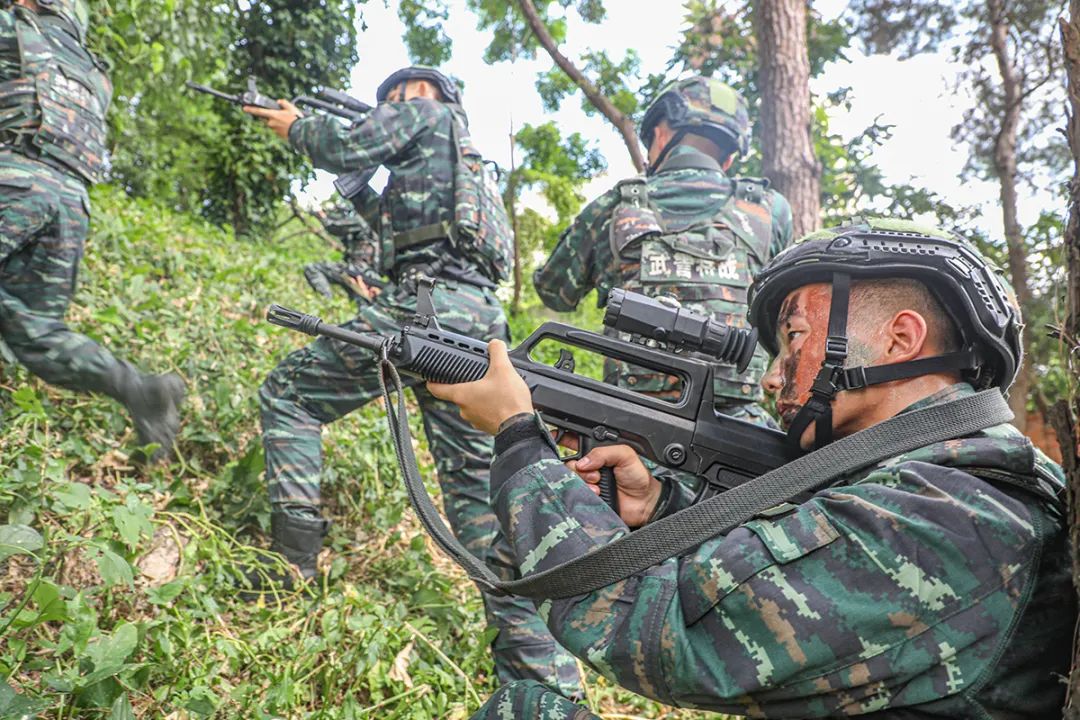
left=258, top=280, right=582, bottom=696
left=0, top=152, right=143, bottom=402
left=470, top=680, right=596, bottom=719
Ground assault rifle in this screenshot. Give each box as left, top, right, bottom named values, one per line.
left=186, top=77, right=377, bottom=206
left=267, top=280, right=801, bottom=509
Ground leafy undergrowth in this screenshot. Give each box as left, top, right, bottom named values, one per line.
left=0, top=187, right=720, bottom=719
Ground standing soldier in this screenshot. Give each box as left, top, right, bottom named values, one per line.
left=535, top=76, right=793, bottom=427
left=0, top=0, right=185, bottom=460
left=243, top=66, right=583, bottom=696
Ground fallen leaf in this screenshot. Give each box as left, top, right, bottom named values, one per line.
left=388, top=640, right=415, bottom=688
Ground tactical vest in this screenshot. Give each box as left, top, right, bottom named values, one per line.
left=386, top=104, right=512, bottom=286
left=0, top=11, right=110, bottom=184
left=606, top=150, right=775, bottom=405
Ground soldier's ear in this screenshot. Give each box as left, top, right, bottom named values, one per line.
left=722, top=156, right=734, bottom=172
left=884, top=310, right=930, bottom=364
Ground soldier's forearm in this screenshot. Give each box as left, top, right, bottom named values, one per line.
left=289, top=115, right=362, bottom=176
left=532, top=265, right=583, bottom=312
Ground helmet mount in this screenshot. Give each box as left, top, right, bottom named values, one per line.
left=640, top=76, right=750, bottom=173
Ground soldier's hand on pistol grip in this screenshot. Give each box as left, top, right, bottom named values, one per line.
left=427, top=340, right=533, bottom=435
left=568, top=446, right=662, bottom=528
left=243, top=99, right=302, bottom=140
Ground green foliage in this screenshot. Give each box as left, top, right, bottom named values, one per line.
left=465, top=0, right=579, bottom=64
left=0, top=187, right=715, bottom=718
left=89, top=0, right=359, bottom=235
left=512, top=122, right=605, bottom=224
left=399, top=0, right=453, bottom=66
left=537, top=49, right=642, bottom=117
left=846, top=0, right=1067, bottom=186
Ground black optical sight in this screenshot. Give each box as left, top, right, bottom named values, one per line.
left=603, top=289, right=758, bottom=373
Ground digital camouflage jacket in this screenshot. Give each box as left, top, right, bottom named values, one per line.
left=0, top=5, right=111, bottom=184
left=533, top=145, right=794, bottom=404
left=488, top=383, right=1071, bottom=717
left=289, top=98, right=481, bottom=281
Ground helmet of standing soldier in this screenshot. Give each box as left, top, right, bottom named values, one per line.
left=37, top=0, right=90, bottom=43
left=747, top=217, right=1023, bottom=447
left=376, top=66, right=462, bottom=106
left=639, top=76, right=751, bottom=160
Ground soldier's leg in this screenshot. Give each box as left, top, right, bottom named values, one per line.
left=256, top=302, right=420, bottom=586
left=414, top=386, right=583, bottom=697
left=469, top=681, right=598, bottom=720
left=0, top=171, right=183, bottom=457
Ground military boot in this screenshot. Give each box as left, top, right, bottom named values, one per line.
left=239, top=511, right=330, bottom=600
left=78, top=360, right=186, bottom=463
left=119, top=372, right=186, bottom=463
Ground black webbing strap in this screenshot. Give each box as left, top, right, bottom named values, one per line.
left=378, top=357, right=1013, bottom=600
left=841, top=349, right=981, bottom=390
left=786, top=273, right=851, bottom=447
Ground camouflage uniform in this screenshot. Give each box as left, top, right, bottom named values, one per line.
left=303, top=202, right=381, bottom=308
left=261, top=95, right=582, bottom=695
left=534, top=143, right=793, bottom=426
left=0, top=4, right=183, bottom=454
left=470, top=383, right=1071, bottom=718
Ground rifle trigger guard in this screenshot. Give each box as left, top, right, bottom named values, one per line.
left=551, top=428, right=583, bottom=462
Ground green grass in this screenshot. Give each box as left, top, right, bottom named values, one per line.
left=0, top=187, right=722, bottom=719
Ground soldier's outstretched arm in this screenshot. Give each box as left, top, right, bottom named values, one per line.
left=486, top=422, right=1042, bottom=714
left=288, top=99, right=441, bottom=177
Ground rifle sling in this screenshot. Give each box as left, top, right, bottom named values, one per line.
left=378, top=359, right=1012, bottom=600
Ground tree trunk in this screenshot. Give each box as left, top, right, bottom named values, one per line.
left=1056, top=5, right=1080, bottom=714
left=753, top=0, right=821, bottom=238
left=987, top=0, right=1033, bottom=432
left=516, top=0, right=646, bottom=173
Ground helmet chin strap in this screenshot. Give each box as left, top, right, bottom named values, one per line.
left=785, top=272, right=850, bottom=449
left=784, top=271, right=983, bottom=450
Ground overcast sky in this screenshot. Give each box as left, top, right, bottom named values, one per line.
left=298, top=0, right=1062, bottom=244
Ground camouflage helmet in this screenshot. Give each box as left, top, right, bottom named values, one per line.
left=37, top=0, right=90, bottom=43
left=376, top=66, right=462, bottom=105
left=747, top=218, right=1023, bottom=446
left=639, top=76, right=751, bottom=158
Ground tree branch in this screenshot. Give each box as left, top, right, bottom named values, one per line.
left=515, top=0, right=646, bottom=172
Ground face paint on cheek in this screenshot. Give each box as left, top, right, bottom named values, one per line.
left=779, top=347, right=801, bottom=405
left=776, top=286, right=831, bottom=418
